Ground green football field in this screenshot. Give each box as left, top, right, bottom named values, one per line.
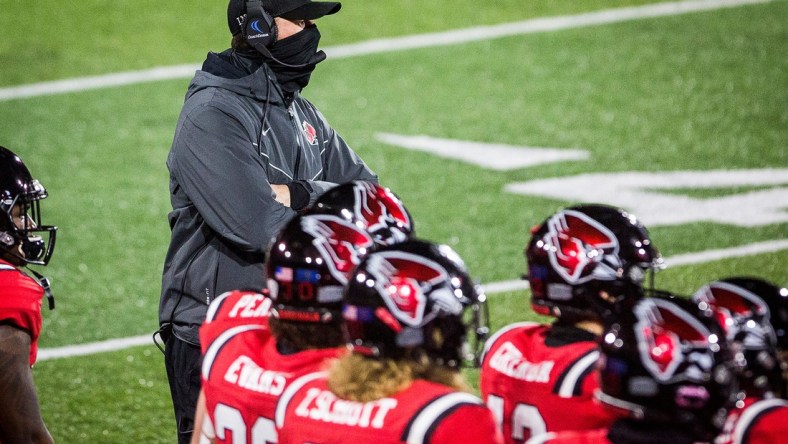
left=1, top=0, right=786, bottom=442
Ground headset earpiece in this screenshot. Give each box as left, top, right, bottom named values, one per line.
left=242, top=0, right=317, bottom=69
left=245, top=0, right=277, bottom=49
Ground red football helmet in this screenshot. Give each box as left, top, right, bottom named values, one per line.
left=597, top=296, right=737, bottom=442
left=693, top=278, right=784, bottom=397
left=525, top=204, right=662, bottom=322
left=266, top=214, right=375, bottom=323
left=309, top=181, right=413, bottom=246
left=342, top=239, right=489, bottom=368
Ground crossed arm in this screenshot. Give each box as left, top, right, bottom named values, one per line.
left=0, top=324, right=53, bottom=444
left=271, top=185, right=290, bottom=207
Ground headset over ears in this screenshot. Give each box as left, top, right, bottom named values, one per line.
left=245, top=0, right=277, bottom=49
left=242, top=0, right=326, bottom=69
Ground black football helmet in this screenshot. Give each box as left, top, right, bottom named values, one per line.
left=342, top=239, right=489, bottom=368
left=266, top=213, right=375, bottom=324
left=309, top=181, right=414, bottom=246
left=597, top=296, right=738, bottom=442
left=717, top=277, right=788, bottom=352
left=525, top=204, right=662, bottom=323
left=693, top=277, right=786, bottom=398
left=0, top=146, right=57, bottom=266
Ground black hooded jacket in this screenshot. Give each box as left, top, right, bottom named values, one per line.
left=159, top=49, right=377, bottom=344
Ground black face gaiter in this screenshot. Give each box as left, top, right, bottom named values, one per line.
left=266, top=24, right=325, bottom=93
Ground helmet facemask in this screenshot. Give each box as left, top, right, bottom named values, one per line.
left=460, top=288, right=490, bottom=367
left=0, top=183, right=57, bottom=267
left=418, top=282, right=490, bottom=369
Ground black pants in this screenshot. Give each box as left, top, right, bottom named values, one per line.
left=164, top=334, right=202, bottom=444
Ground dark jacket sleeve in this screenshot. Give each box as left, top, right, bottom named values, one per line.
left=170, top=104, right=295, bottom=253
left=301, top=107, right=378, bottom=206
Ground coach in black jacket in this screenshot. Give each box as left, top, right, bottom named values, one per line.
left=158, top=0, right=377, bottom=441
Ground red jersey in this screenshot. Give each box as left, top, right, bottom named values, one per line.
left=530, top=421, right=710, bottom=444
left=275, top=371, right=504, bottom=444
left=715, top=397, right=788, bottom=444
left=201, top=290, right=274, bottom=346
left=199, top=290, right=344, bottom=444
left=525, top=429, right=609, bottom=444
left=480, top=322, right=617, bottom=443
left=0, top=259, right=44, bottom=366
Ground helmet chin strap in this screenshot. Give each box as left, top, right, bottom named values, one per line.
left=3, top=242, right=55, bottom=309
left=28, top=268, right=55, bottom=310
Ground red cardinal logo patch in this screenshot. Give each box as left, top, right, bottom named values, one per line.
left=365, top=251, right=448, bottom=327
left=301, top=215, right=374, bottom=284
left=634, top=298, right=712, bottom=381
left=693, top=281, right=774, bottom=346
left=353, top=182, right=412, bottom=243
left=544, top=210, right=621, bottom=284
left=302, top=121, right=317, bottom=145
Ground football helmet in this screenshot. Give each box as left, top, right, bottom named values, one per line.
left=342, top=239, right=489, bottom=368
left=266, top=213, right=375, bottom=324
left=597, top=296, right=737, bottom=441
left=693, top=277, right=785, bottom=397
left=525, top=204, right=662, bottom=322
left=0, top=146, right=57, bottom=266
left=309, top=181, right=413, bottom=246
left=718, top=277, right=788, bottom=352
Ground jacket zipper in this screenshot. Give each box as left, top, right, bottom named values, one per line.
left=289, top=107, right=302, bottom=175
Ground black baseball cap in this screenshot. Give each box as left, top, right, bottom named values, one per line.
left=228, top=0, right=341, bottom=36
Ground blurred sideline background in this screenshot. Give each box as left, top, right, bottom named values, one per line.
left=0, top=0, right=785, bottom=441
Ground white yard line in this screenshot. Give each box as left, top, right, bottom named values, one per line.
left=38, top=238, right=788, bottom=361
left=0, top=0, right=770, bottom=102
left=665, top=239, right=788, bottom=267
left=38, top=335, right=154, bottom=361
left=0, top=65, right=201, bottom=102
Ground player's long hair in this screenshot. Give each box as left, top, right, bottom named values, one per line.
left=269, top=317, right=345, bottom=351
left=326, top=353, right=470, bottom=403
